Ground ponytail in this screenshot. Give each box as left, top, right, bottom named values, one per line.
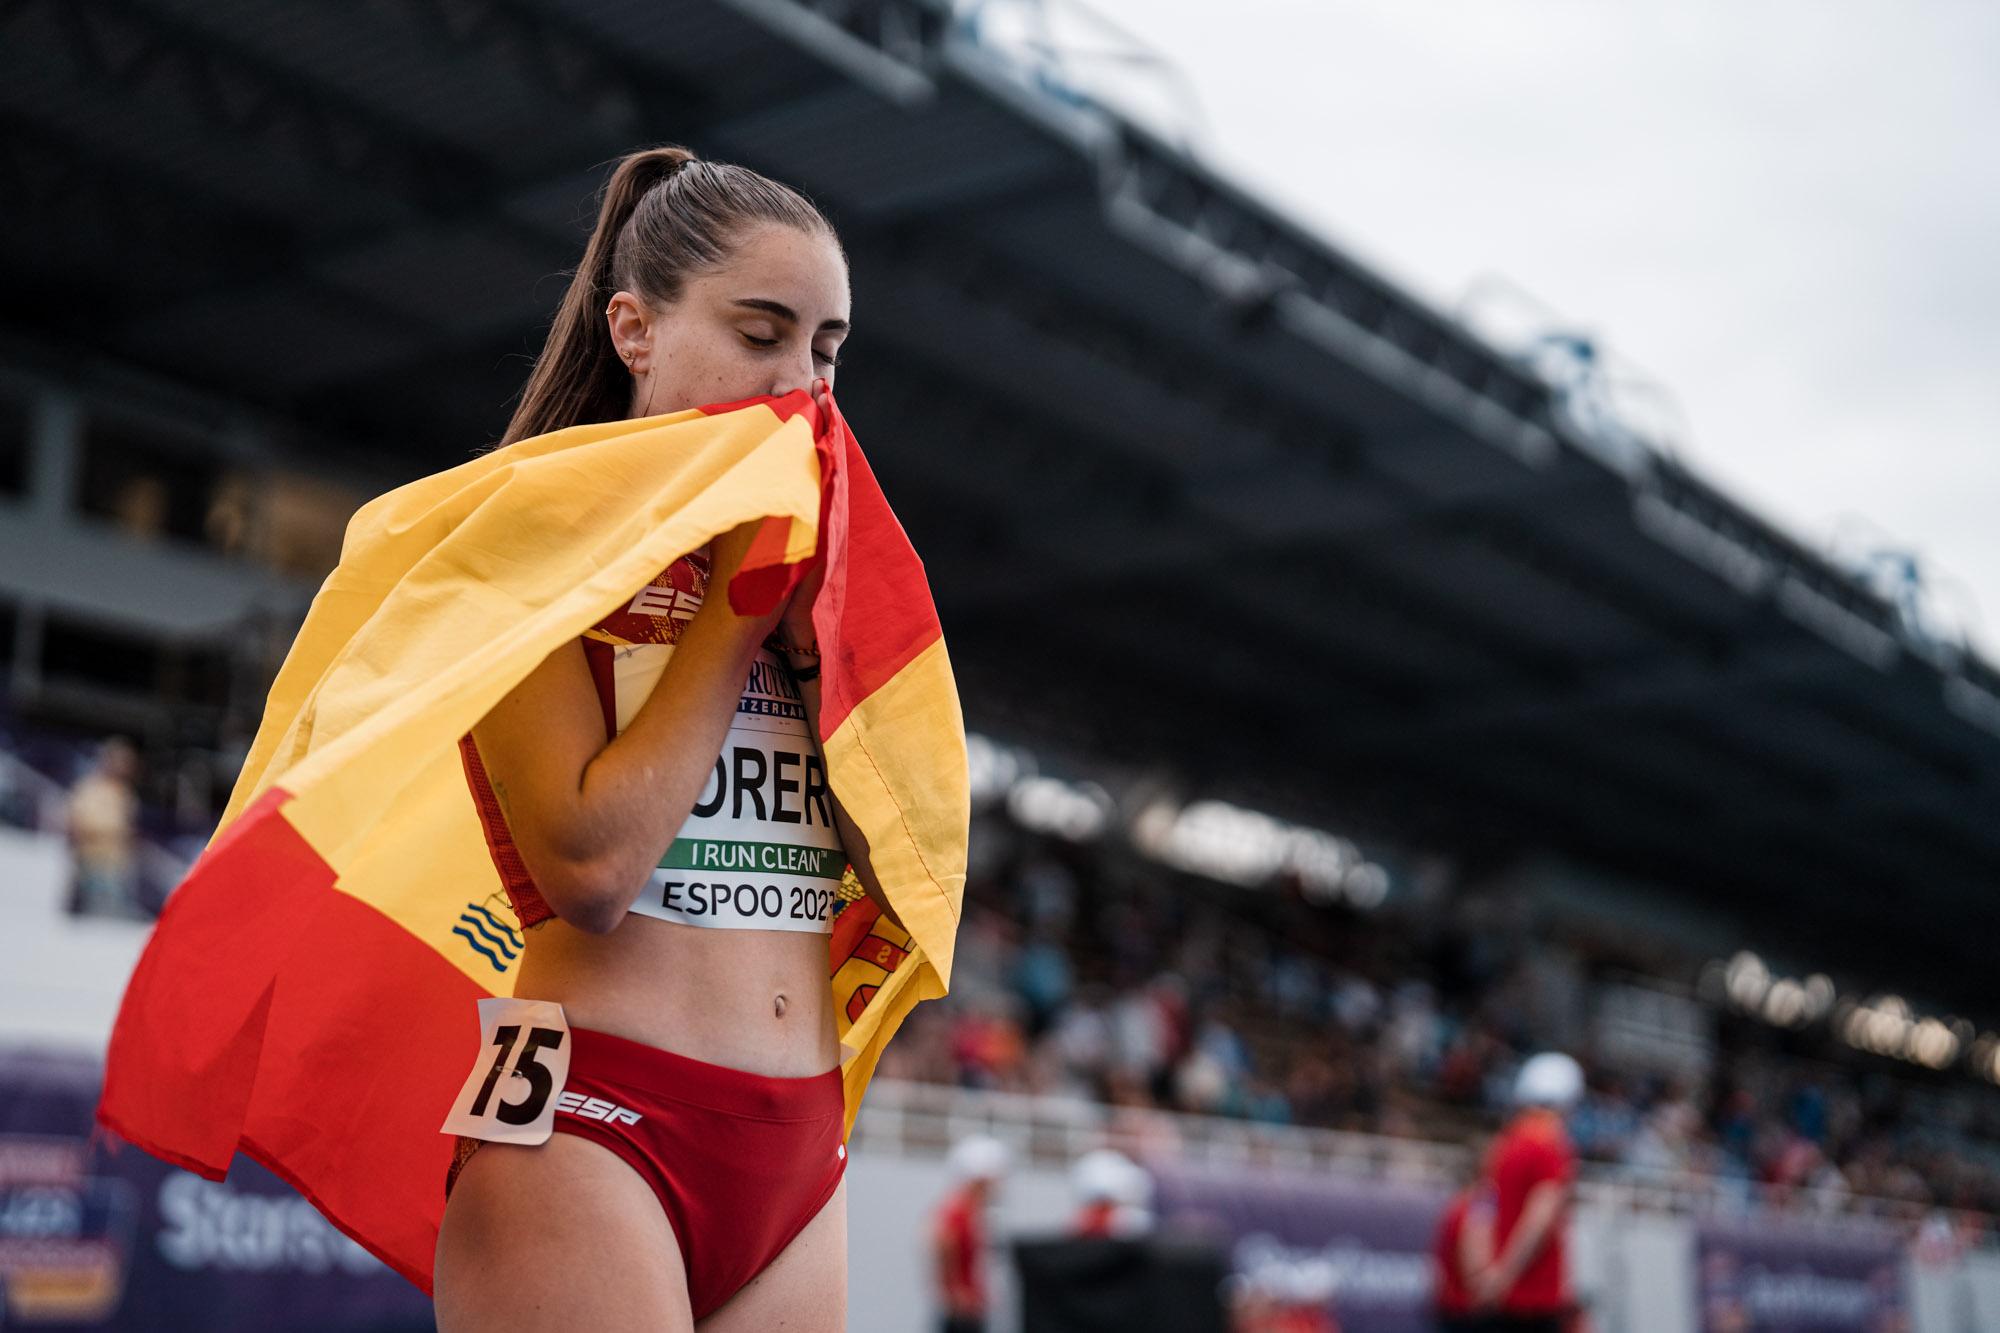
left=500, top=147, right=694, bottom=447
left=499, top=144, right=836, bottom=448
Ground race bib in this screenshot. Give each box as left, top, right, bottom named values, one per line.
left=607, top=643, right=847, bottom=934
left=440, top=997, right=571, bottom=1145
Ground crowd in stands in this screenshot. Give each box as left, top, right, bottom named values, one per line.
left=10, top=702, right=2000, bottom=1234
left=876, top=819, right=2000, bottom=1233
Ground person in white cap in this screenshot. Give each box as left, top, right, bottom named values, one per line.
left=933, top=1134, right=1008, bottom=1333
left=1068, top=1148, right=1152, bottom=1238
left=1471, top=1053, right=1584, bottom=1331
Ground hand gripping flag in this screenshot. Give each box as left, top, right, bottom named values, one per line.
left=96, top=389, right=966, bottom=1290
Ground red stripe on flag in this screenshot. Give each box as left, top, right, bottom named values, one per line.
left=98, top=785, right=327, bottom=1175
left=814, top=404, right=943, bottom=736
left=695, top=387, right=823, bottom=432
left=727, top=514, right=804, bottom=615
left=98, top=786, right=486, bottom=1292
left=237, top=889, right=482, bottom=1290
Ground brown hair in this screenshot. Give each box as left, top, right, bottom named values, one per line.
left=500, top=145, right=840, bottom=447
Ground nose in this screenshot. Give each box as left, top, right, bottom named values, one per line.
left=769, top=348, right=820, bottom=400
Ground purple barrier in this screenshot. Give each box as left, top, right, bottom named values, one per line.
left=0, top=1046, right=434, bottom=1331
left=1148, top=1160, right=1450, bottom=1333
left=1696, top=1218, right=1909, bottom=1333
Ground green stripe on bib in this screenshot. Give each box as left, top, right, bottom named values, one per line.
left=658, top=837, right=846, bottom=880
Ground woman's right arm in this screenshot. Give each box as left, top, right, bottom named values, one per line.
left=468, top=524, right=780, bottom=933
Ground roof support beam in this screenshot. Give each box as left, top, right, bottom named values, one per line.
left=6, top=0, right=488, bottom=210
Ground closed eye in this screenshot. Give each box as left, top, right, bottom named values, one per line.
left=743, top=331, right=843, bottom=368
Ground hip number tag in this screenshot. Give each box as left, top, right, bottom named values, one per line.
left=440, top=997, right=571, bottom=1145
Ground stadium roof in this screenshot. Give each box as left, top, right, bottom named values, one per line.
left=7, top=0, right=1999, bottom=992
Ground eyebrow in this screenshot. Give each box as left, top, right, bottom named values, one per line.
left=732, top=298, right=849, bottom=334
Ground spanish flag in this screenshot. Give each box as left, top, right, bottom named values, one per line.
left=95, top=390, right=966, bottom=1290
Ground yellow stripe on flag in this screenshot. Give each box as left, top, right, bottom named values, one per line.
left=822, top=635, right=968, bottom=993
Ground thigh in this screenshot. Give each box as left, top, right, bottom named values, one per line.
left=434, top=1134, right=693, bottom=1333
left=697, top=1175, right=848, bottom=1333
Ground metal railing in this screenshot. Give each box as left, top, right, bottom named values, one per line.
left=856, top=1077, right=1998, bottom=1246
left=855, top=1078, right=1470, bottom=1185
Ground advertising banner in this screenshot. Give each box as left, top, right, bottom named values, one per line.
left=1, top=1046, right=432, bottom=1331
left=1148, top=1160, right=1450, bottom=1333
left=1696, top=1218, right=1909, bottom=1333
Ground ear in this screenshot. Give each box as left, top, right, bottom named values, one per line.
left=604, top=290, right=652, bottom=367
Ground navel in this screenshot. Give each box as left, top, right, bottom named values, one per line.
left=774, top=993, right=789, bottom=1018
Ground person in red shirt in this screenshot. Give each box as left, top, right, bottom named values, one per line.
left=1432, top=1153, right=1495, bottom=1330
left=1473, top=1053, right=1584, bottom=1332
left=934, top=1134, right=1008, bottom=1333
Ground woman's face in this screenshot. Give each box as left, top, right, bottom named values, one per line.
left=607, top=222, right=851, bottom=418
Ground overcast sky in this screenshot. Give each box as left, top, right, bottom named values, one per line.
left=1064, top=1, right=2000, bottom=655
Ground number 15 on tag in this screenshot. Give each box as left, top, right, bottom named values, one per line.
left=441, top=997, right=572, bottom=1145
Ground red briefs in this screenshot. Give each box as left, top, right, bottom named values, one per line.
left=447, top=1024, right=848, bottom=1320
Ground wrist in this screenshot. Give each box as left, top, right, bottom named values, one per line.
left=772, top=623, right=818, bottom=655
left=769, top=630, right=821, bottom=675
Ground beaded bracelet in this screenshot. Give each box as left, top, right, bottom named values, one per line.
left=766, top=631, right=819, bottom=656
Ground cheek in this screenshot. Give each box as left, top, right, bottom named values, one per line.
left=653, top=335, right=766, bottom=408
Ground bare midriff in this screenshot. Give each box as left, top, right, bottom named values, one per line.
left=512, top=913, right=840, bottom=1079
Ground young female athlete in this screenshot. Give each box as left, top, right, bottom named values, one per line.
left=432, top=145, right=880, bottom=1332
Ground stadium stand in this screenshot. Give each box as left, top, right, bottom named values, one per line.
left=6, top=1, right=2000, bottom=1328
left=882, top=794, right=2000, bottom=1229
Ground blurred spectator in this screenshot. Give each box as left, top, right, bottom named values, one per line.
left=1431, top=1150, right=1494, bottom=1333
left=932, top=1134, right=1007, bottom=1333
left=1625, top=1093, right=1702, bottom=1184
left=65, top=737, right=144, bottom=919
left=1474, top=1054, right=1583, bottom=1329
left=1011, top=928, right=1073, bottom=1036
left=1068, top=1148, right=1152, bottom=1238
